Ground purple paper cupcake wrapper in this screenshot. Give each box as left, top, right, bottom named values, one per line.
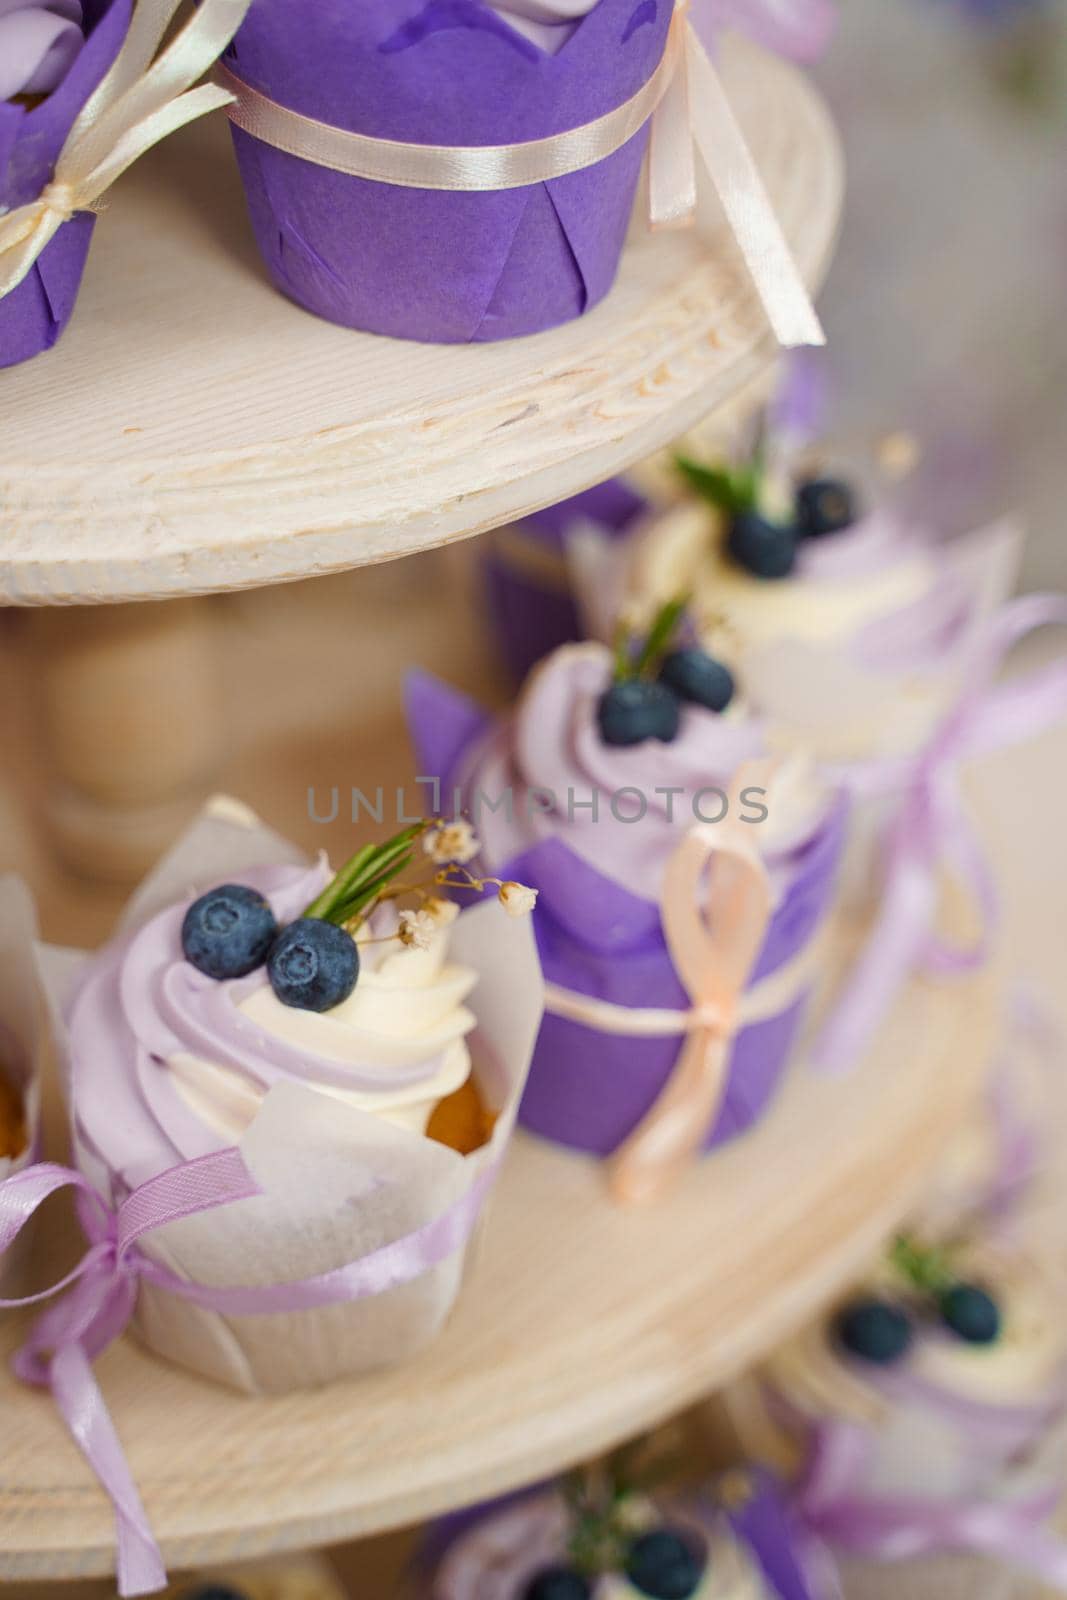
left=224, top=0, right=671, bottom=343
left=0, top=0, right=132, bottom=368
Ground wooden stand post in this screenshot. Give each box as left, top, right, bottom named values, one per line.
left=26, top=599, right=224, bottom=883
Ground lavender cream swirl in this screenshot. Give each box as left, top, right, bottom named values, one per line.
left=454, top=642, right=830, bottom=905
left=69, top=860, right=478, bottom=1169
left=0, top=0, right=85, bottom=102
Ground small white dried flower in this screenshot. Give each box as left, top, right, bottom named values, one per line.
left=498, top=881, right=538, bottom=918
left=423, top=819, right=479, bottom=865
left=424, top=895, right=460, bottom=927
left=398, top=908, right=436, bottom=951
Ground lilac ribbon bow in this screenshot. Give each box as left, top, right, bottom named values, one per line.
left=811, top=593, right=1067, bottom=1074
left=796, top=1418, right=1067, bottom=1587
left=0, top=1150, right=497, bottom=1596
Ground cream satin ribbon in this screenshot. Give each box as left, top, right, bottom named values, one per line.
left=544, top=782, right=782, bottom=1204
left=220, top=0, right=824, bottom=350
left=0, top=0, right=253, bottom=301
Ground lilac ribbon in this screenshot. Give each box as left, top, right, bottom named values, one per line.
left=795, top=1419, right=1067, bottom=1587
left=0, top=1151, right=497, bottom=1596
left=811, top=593, right=1067, bottom=1074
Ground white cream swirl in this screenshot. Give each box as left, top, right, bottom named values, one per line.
left=70, top=862, right=480, bottom=1177
left=170, top=899, right=478, bottom=1142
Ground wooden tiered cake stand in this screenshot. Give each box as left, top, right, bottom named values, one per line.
left=2, top=35, right=993, bottom=1590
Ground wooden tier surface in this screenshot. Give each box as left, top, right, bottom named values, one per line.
left=0, top=37, right=842, bottom=605
left=0, top=943, right=996, bottom=1581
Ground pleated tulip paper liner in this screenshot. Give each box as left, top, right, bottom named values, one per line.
left=1, top=0, right=832, bottom=368
left=0, top=799, right=544, bottom=1596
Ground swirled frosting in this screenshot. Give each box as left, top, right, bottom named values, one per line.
left=454, top=641, right=831, bottom=905
left=434, top=1493, right=770, bottom=1600
left=484, top=0, right=597, bottom=52
left=0, top=0, right=85, bottom=102
left=623, top=502, right=985, bottom=762
left=69, top=861, right=479, bottom=1184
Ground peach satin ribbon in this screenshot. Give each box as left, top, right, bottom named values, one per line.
left=219, top=0, right=825, bottom=350
left=541, top=780, right=775, bottom=1204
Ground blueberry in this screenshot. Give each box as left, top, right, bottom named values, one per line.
left=181, top=885, right=278, bottom=980
left=597, top=679, right=681, bottom=747
left=625, top=1529, right=704, bottom=1600
left=796, top=476, right=858, bottom=539
left=727, top=510, right=797, bottom=579
left=940, top=1283, right=1001, bottom=1345
left=658, top=649, right=735, bottom=713
left=267, top=919, right=359, bottom=1012
left=834, top=1298, right=914, bottom=1365
left=522, top=1569, right=592, bottom=1600
left=179, top=1588, right=250, bottom=1600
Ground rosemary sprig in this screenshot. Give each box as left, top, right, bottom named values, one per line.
left=891, top=1234, right=956, bottom=1298
left=633, top=593, right=689, bottom=679
left=613, top=594, right=690, bottom=684
left=675, top=453, right=760, bottom=516
left=302, top=822, right=428, bottom=927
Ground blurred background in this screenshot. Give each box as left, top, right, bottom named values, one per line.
left=815, top=0, right=1067, bottom=587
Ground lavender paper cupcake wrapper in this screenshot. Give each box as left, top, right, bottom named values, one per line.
left=224, top=0, right=671, bottom=343
left=0, top=0, right=132, bottom=368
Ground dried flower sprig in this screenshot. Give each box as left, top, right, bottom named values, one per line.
left=303, top=818, right=537, bottom=940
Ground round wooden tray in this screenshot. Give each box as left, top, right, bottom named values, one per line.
left=0, top=37, right=842, bottom=606
left=0, top=946, right=997, bottom=1582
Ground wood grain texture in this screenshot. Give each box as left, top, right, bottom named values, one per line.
left=0, top=940, right=997, bottom=1580
left=0, top=38, right=842, bottom=606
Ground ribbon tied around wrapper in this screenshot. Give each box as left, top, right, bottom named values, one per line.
left=0, top=1147, right=498, bottom=1596
left=811, top=592, right=1067, bottom=1076
left=544, top=781, right=777, bottom=1203
left=0, top=0, right=255, bottom=302
left=794, top=1417, right=1067, bottom=1591
left=219, top=0, right=824, bottom=350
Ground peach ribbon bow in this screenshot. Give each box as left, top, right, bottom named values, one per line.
left=610, top=805, right=773, bottom=1204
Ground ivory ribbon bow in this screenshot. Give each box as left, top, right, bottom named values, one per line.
left=220, top=0, right=824, bottom=350
left=0, top=0, right=253, bottom=301
left=811, top=593, right=1067, bottom=1075
left=0, top=1150, right=498, bottom=1596
left=543, top=789, right=773, bottom=1204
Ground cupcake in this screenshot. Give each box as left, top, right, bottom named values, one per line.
left=58, top=799, right=542, bottom=1394
left=407, top=606, right=847, bottom=1201
left=223, top=0, right=670, bottom=343
left=730, top=1234, right=1067, bottom=1589
left=0, top=1064, right=27, bottom=1162
left=430, top=1484, right=794, bottom=1600
left=0, top=877, right=45, bottom=1293
left=0, top=0, right=131, bottom=368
